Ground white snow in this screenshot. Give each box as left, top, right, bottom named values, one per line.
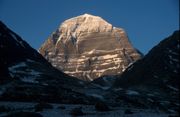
left=8, top=62, right=27, bottom=77
left=113, top=88, right=123, bottom=91
left=126, top=90, right=139, bottom=95
left=101, top=86, right=110, bottom=90
left=168, top=50, right=178, bottom=55
left=21, top=77, right=39, bottom=84
left=91, top=83, right=110, bottom=90
left=28, top=69, right=41, bottom=76
left=169, top=60, right=173, bottom=65
left=168, top=55, right=179, bottom=62
left=9, top=32, right=18, bottom=42
left=127, top=64, right=133, bottom=71
left=172, top=58, right=179, bottom=62
left=86, top=74, right=93, bottom=81
left=8, top=61, right=41, bottom=83
left=56, top=13, right=114, bottom=45
left=88, top=94, right=104, bottom=100
left=78, top=81, right=84, bottom=85
left=167, top=85, right=179, bottom=91
left=26, top=59, right=35, bottom=63
left=8, top=62, right=41, bottom=76
left=19, top=41, right=25, bottom=48
left=9, top=62, right=26, bottom=70
left=168, top=55, right=173, bottom=59
left=147, top=98, right=154, bottom=103
left=147, top=93, right=155, bottom=97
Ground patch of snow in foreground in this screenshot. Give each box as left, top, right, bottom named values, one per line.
left=88, top=94, right=104, bottom=100
left=21, top=77, right=39, bottom=84
left=8, top=62, right=26, bottom=72
left=101, top=86, right=110, bottom=90
left=91, top=83, right=110, bottom=90
left=126, top=90, right=139, bottom=95
left=113, top=88, right=123, bottom=92
left=167, top=85, right=179, bottom=91
left=8, top=62, right=41, bottom=76
left=8, top=61, right=41, bottom=83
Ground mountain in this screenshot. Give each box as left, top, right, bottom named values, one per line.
left=0, top=21, right=75, bottom=84
left=0, top=21, right=96, bottom=104
left=0, top=20, right=178, bottom=116
left=113, top=31, right=180, bottom=112
left=39, top=14, right=142, bottom=81
left=114, top=31, right=179, bottom=88
left=0, top=21, right=51, bottom=81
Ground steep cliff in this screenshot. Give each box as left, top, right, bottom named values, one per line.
left=39, top=14, right=142, bottom=81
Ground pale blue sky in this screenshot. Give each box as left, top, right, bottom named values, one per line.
left=0, top=0, right=179, bottom=54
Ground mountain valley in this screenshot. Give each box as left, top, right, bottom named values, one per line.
left=0, top=15, right=179, bottom=117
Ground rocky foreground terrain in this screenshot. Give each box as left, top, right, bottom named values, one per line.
left=0, top=102, right=172, bottom=117
left=0, top=17, right=179, bottom=117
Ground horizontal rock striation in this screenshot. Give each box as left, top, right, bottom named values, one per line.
left=39, top=14, right=142, bottom=81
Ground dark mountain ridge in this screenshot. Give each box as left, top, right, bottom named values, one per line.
left=0, top=21, right=97, bottom=104
left=0, top=20, right=179, bottom=115
left=112, top=30, right=179, bottom=112
left=114, top=31, right=179, bottom=88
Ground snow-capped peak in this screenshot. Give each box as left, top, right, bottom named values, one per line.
left=56, top=13, right=113, bottom=44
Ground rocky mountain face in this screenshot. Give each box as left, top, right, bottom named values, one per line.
left=112, top=31, right=180, bottom=112
left=0, top=20, right=179, bottom=116
left=0, top=21, right=97, bottom=104
left=39, top=14, right=142, bottom=81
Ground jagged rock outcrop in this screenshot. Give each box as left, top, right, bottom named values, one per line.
left=39, top=14, right=142, bottom=81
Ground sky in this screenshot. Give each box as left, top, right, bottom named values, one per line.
left=0, top=0, right=179, bottom=54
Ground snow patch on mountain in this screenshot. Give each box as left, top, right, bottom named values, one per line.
left=8, top=62, right=27, bottom=77
left=56, top=14, right=113, bottom=44
left=8, top=61, right=41, bottom=83
left=126, top=90, right=139, bottom=95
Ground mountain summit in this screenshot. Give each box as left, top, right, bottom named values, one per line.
left=59, top=13, right=113, bottom=35
left=39, top=14, right=142, bottom=81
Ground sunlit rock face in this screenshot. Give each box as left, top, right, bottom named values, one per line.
left=39, top=14, right=142, bottom=81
